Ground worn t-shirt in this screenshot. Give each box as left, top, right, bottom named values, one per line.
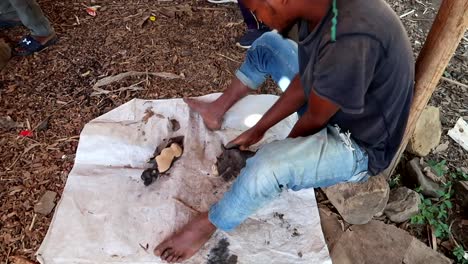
left=298, top=0, right=414, bottom=175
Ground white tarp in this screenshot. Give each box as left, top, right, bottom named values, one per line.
left=37, top=94, right=331, bottom=264
left=448, top=117, right=468, bottom=152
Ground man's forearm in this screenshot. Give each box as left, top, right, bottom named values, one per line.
left=288, top=89, right=339, bottom=138
left=288, top=111, right=326, bottom=138
left=253, top=75, right=307, bottom=133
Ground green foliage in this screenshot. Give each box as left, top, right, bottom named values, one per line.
left=414, top=186, right=422, bottom=193
left=411, top=181, right=453, bottom=239
left=451, top=168, right=468, bottom=181
left=453, top=245, right=468, bottom=264
left=389, top=174, right=401, bottom=189
left=411, top=160, right=468, bottom=263
left=427, top=159, right=448, bottom=177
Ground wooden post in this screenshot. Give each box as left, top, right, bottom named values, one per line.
left=384, top=0, right=468, bottom=177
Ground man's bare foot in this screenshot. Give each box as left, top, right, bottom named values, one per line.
left=184, top=98, right=223, bottom=130
left=154, top=212, right=216, bottom=263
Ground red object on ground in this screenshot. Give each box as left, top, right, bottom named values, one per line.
left=86, top=7, right=97, bottom=17
left=19, top=130, right=33, bottom=137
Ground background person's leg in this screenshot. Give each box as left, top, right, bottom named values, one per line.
left=238, top=0, right=257, bottom=30
left=8, top=0, right=54, bottom=36
left=0, top=1, right=19, bottom=21
left=209, top=126, right=369, bottom=231
left=236, top=0, right=270, bottom=48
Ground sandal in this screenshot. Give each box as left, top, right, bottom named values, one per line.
left=13, top=35, right=58, bottom=56
left=0, top=20, right=22, bottom=29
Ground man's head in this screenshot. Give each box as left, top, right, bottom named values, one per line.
left=243, top=0, right=333, bottom=37
left=242, top=0, right=299, bottom=34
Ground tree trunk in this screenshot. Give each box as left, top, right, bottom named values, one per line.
left=384, top=0, right=468, bottom=177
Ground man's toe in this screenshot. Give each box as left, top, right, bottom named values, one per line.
left=162, top=247, right=173, bottom=260
left=153, top=248, right=160, bottom=256
left=153, top=245, right=164, bottom=256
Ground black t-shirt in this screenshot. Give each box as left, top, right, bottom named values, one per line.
left=298, top=0, right=414, bottom=175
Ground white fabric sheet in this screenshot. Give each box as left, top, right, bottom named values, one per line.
left=37, top=94, right=331, bottom=264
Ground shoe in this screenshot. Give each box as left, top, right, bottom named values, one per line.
left=236, top=28, right=270, bottom=49
left=0, top=20, right=22, bottom=29
left=13, top=35, right=58, bottom=56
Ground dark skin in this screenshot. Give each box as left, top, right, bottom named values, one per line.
left=155, top=0, right=336, bottom=262
left=231, top=75, right=338, bottom=149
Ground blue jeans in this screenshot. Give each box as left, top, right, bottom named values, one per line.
left=235, top=31, right=299, bottom=92
left=209, top=32, right=370, bottom=231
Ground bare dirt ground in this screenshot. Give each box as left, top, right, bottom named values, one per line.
left=0, top=0, right=467, bottom=263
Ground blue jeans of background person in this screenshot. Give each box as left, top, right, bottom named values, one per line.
left=0, top=0, right=54, bottom=36
left=208, top=31, right=370, bottom=231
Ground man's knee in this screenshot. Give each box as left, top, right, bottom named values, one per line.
left=243, top=153, right=284, bottom=194
left=250, top=31, right=283, bottom=50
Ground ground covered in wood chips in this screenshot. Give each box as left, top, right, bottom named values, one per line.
left=0, top=0, right=467, bottom=263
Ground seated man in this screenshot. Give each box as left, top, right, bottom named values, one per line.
left=0, top=0, right=57, bottom=56
left=155, top=0, right=414, bottom=262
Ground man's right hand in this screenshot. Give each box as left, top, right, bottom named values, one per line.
left=228, top=127, right=266, bottom=150
left=228, top=74, right=306, bottom=150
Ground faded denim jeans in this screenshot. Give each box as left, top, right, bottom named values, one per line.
left=0, top=0, right=54, bottom=36
left=209, top=31, right=370, bottom=231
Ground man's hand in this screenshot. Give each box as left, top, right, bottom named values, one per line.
left=227, top=75, right=307, bottom=150
left=228, top=127, right=266, bottom=150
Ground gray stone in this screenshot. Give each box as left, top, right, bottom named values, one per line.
left=407, top=106, right=442, bottom=156
left=405, top=158, right=444, bottom=198
left=34, top=191, right=57, bottom=215
left=318, top=206, right=344, bottom=250
left=323, top=175, right=389, bottom=225
left=454, top=181, right=468, bottom=209
left=0, top=39, right=11, bottom=70
left=433, top=141, right=449, bottom=154
left=330, top=220, right=451, bottom=264
left=0, top=116, right=22, bottom=130
left=403, top=238, right=453, bottom=264
left=384, top=187, right=421, bottom=223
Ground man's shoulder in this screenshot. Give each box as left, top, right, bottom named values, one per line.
left=332, top=0, right=404, bottom=48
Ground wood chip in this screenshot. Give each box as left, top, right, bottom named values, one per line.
left=142, top=107, right=155, bottom=124
left=93, top=71, right=183, bottom=89
left=9, top=256, right=35, bottom=264
left=441, top=77, right=468, bottom=89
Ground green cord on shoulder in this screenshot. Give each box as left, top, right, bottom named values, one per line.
left=331, top=0, right=338, bottom=42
